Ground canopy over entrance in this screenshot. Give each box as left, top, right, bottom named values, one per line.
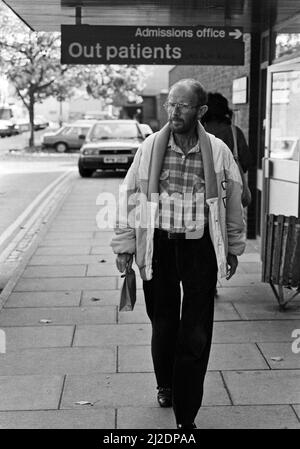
left=3, top=0, right=300, bottom=33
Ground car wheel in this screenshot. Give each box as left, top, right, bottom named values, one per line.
left=78, top=161, right=93, bottom=177
left=55, top=142, right=68, bottom=153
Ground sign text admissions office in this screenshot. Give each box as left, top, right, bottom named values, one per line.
left=61, top=25, right=244, bottom=65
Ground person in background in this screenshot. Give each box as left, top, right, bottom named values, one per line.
left=201, top=92, right=252, bottom=173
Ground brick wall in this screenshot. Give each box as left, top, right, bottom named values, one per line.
left=169, top=34, right=251, bottom=141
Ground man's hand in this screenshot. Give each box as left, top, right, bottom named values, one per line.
left=116, top=253, right=133, bottom=273
left=226, top=253, right=238, bottom=280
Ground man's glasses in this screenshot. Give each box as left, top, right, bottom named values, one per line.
left=164, top=102, right=200, bottom=113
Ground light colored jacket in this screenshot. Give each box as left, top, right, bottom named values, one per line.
left=110, top=121, right=246, bottom=280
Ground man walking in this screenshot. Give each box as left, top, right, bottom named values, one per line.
left=111, top=79, right=245, bottom=429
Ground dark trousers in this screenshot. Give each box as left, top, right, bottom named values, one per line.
left=143, top=227, right=217, bottom=424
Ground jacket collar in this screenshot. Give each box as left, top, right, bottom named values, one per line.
left=147, top=121, right=218, bottom=201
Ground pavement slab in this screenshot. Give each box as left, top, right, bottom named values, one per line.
left=117, top=343, right=269, bottom=373
left=116, top=302, right=241, bottom=324
left=4, top=291, right=81, bottom=308
left=45, top=232, right=95, bottom=239
left=0, top=347, right=116, bottom=376
left=117, top=405, right=300, bottom=429
left=0, top=306, right=116, bottom=326
left=218, top=274, right=261, bottom=287
left=0, top=408, right=115, bottom=429
left=0, top=375, right=64, bottom=411
left=3, top=325, right=74, bottom=350
left=14, top=276, right=117, bottom=291
left=292, top=405, right=300, bottom=421
left=238, top=262, right=262, bottom=274
left=222, top=370, right=300, bottom=404
left=212, top=320, right=298, bottom=343
left=233, top=301, right=300, bottom=320
left=35, top=246, right=92, bottom=256
left=73, top=324, right=152, bottom=347
left=28, top=255, right=108, bottom=266
left=81, top=290, right=145, bottom=307
left=215, top=285, right=277, bottom=303
left=60, top=371, right=230, bottom=409
left=22, top=265, right=87, bottom=278
left=257, top=342, right=300, bottom=369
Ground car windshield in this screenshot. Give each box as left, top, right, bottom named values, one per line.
left=89, top=122, right=141, bottom=141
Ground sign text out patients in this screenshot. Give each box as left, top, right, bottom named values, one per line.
left=67, top=27, right=231, bottom=62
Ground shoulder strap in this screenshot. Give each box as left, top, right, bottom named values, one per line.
left=231, top=124, right=238, bottom=160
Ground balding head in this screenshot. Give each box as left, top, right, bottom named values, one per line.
left=169, top=79, right=208, bottom=107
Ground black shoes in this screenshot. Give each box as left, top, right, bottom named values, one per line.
left=157, top=387, right=172, bottom=407
left=177, top=423, right=197, bottom=429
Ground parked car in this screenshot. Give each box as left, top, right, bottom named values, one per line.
left=83, top=110, right=113, bottom=120
left=78, top=119, right=145, bottom=177
left=139, top=123, right=153, bottom=139
left=0, top=105, right=18, bottom=136
left=33, top=115, right=49, bottom=130
left=41, top=122, right=94, bottom=152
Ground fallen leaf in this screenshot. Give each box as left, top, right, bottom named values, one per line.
left=271, top=356, right=283, bottom=362
left=99, top=259, right=107, bottom=263
left=90, top=297, right=101, bottom=302
left=75, top=401, right=93, bottom=406
left=39, top=319, right=52, bottom=324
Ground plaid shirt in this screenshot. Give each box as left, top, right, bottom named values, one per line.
left=158, top=133, right=209, bottom=233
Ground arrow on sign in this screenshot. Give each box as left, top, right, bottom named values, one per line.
left=229, top=29, right=242, bottom=39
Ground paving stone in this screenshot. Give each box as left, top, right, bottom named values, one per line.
left=117, top=343, right=269, bottom=373
left=4, top=292, right=81, bottom=308
left=292, top=405, right=300, bottom=421
left=3, top=326, right=74, bottom=350
left=215, top=285, right=276, bottom=303
left=117, top=405, right=300, bottom=429
left=0, top=347, right=116, bottom=375
left=35, top=246, right=92, bottom=256
left=22, top=266, right=87, bottom=278
left=196, top=405, right=300, bottom=429
left=117, top=305, right=149, bottom=324
left=214, top=302, right=241, bottom=320
left=45, top=232, right=95, bottom=239
left=222, top=370, right=300, bottom=404
left=81, top=290, right=145, bottom=307
left=117, top=407, right=174, bottom=429
left=0, top=306, right=116, bottom=326
left=87, top=264, right=123, bottom=277
left=233, top=301, right=300, bottom=320
left=91, top=246, right=121, bottom=255
left=0, top=408, right=115, bottom=429
left=212, top=320, right=297, bottom=343
left=60, top=371, right=230, bottom=409
left=218, top=274, right=261, bottom=287
left=238, top=262, right=262, bottom=274
left=239, top=253, right=261, bottom=263
left=116, top=300, right=240, bottom=323
left=29, top=255, right=116, bottom=265
left=39, top=239, right=97, bottom=247
left=14, top=276, right=117, bottom=292
left=258, top=342, right=300, bottom=369
left=0, top=375, right=64, bottom=411
left=73, top=324, right=151, bottom=347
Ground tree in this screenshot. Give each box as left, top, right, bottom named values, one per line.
left=0, top=1, right=146, bottom=147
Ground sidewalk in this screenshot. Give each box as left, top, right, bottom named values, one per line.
left=0, top=176, right=300, bottom=429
